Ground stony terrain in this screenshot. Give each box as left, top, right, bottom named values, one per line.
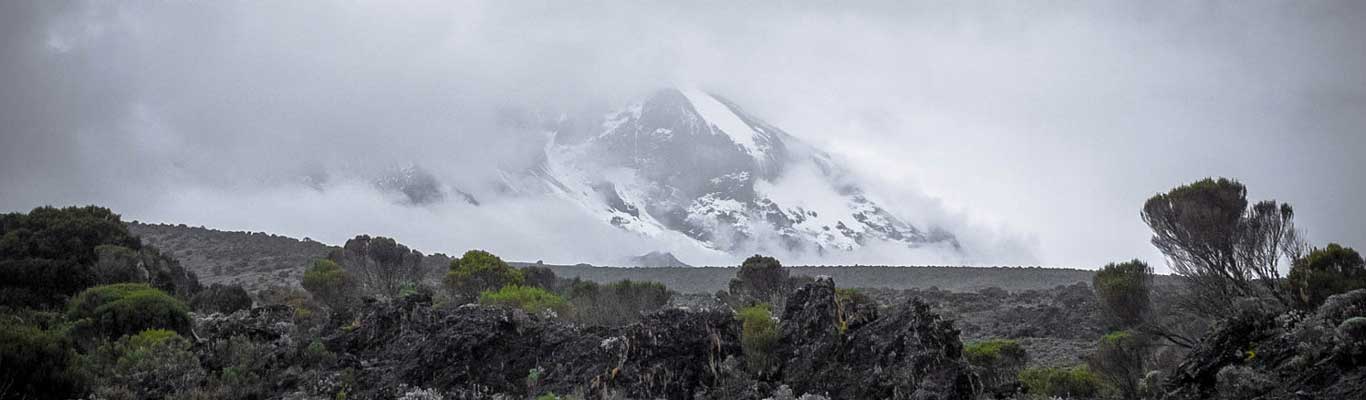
left=193, top=278, right=976, bottom=399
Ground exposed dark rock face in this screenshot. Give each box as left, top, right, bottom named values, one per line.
left=1162, top=289, right=1366, bottom=400
left=187, top=279, right=975, bottom=399
left=324, top=294, right=744, bottom=399
left=779, top=277, right=976, bottom=399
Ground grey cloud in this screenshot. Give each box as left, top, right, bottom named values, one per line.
left=2, top=1, right=1363, bottom=269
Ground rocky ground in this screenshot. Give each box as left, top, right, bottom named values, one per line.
left=193, top=278, right=977, bottom=399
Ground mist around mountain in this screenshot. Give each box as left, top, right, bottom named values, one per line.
left=263, top=88, right=1021, bottom=268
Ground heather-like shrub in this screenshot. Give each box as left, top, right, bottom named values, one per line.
left=1018, top=365, right=1102, bottom=399
left=330, top=235, right=427, bottom=299
left=66, top=283, right=191, bottom=340
left=737, top=303, right=778, bottom=377
left=77, top=329, right=206, bottom=400
left=1093, top=260, right=1152, bottom=329
left=1088, top=331, right=1148, bottom=400
left=963, top=339, right=1028, bottom=389
left=446, top=250, right=523, bottom=303
left=567, top=279, right=672, bottom=326
left=479, top=285, right=569, bottom=315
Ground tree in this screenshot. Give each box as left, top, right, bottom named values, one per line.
left=0, top=206, right=144, bottom=309
left=1287, top=243, right=1366, bottom=309
left=302, top=259, right=358, bottom=312
left=330, top=235, right=426, bottom=299
left=445, top=250, right=523, bottom=303
left=1093, top=260, right=1153, bottom=330
left=1141, top=178, right=1303, bottom=317
left=728, top=255, right=790, bottom=307
left=1087, top=331, right=1149, bottom=400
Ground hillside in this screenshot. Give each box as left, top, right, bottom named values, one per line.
left=126, top=222, right=335, bottom=292
left=130, top=222, right=1097, bottom=294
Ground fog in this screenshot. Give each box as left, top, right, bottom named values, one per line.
left=3, top=1, right=1364, bottom=270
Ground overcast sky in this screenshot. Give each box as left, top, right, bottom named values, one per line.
left=2, top=1, right=1363, bottom=270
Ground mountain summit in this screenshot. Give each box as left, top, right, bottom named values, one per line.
left=509, top=88, right=959, bottom=257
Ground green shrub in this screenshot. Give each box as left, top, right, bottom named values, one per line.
left=1288, top=243, right=1366, bottom=309
left=0, top=318, right=78, bottom=399
left=964, top=339, right=1028, bottom=388
left=190, top=283, right=252, bottom=314
left=77, top=329, right=205, bottom=400
left=302, top=259, right=358, bottom=312
left=1093, top=260, right=1152, bottom=329
left=446, top=250, right=523, bottom=303
left=66, top=283, right=191, bottom=340
left=479, top=285, right=569, bottom=315
left=737, top=303, right=779, bottom=377
left=1018, top=365, right=1102, bottom=399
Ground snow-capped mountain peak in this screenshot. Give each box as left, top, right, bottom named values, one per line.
left=507, top=88, right=959, bottom=258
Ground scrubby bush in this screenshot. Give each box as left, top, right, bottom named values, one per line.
left=0, top=318, right=78, bottom=399
left=1088, top=331, right=1148, bottom=400
left=303, top=259, right=358, bottom=312
left=566, top=279, right=672, bottom=326
left=963, top=339, right=1028, bottom=389
left=1093, top=260, right=1152, bottom=330
left=736, top=303, right=779, bottom=377
left=1018, top=365, right=1102, bottom=399
left=66, top=283, right=191, bottom=340
left=190, top=283, right=252, bottom=314
left=76, top=329, right=205, bottom=400
left=727, top=255, right=790, bottom=307
left=446, top=250, right=523, bottom=303
left=479, top=285, right=569, bottom=315
left=1288, top=243, right=1366, bottom=310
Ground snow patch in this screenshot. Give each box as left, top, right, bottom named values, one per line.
left=679, top=88, right=764, bottom=158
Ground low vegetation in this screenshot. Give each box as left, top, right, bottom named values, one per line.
left=1018, top=365, right=1102, bottom=399
left=478, top=285, right=570, bottom=315
left=736, top=303, right=779, bottom=377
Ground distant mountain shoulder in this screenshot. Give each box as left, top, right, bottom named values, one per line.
left=626, top=251, right=693, bottom=268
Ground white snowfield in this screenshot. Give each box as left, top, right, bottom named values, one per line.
left=679, top=88, right=767, bottom=159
